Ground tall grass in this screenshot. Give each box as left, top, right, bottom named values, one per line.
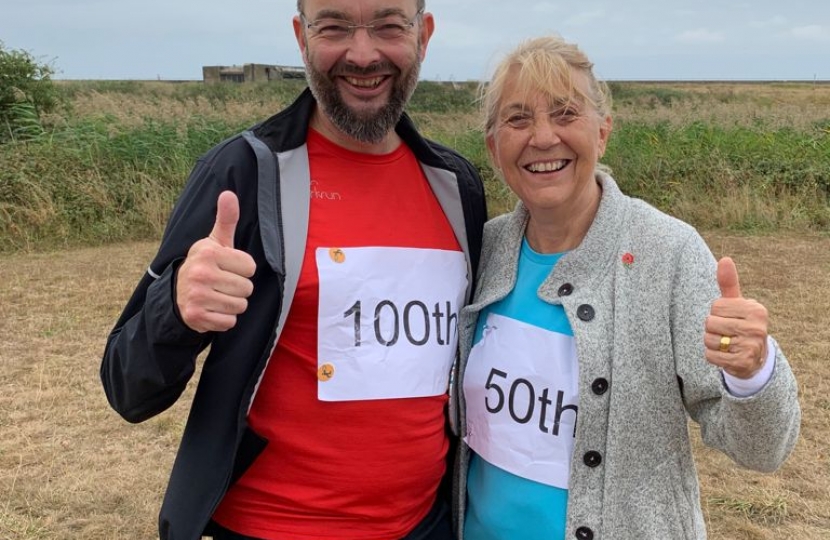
left=0, top=114, right=249, bottom=250
left=605, top=121, right=830, bottom=229
left=1, top=80, right=829, bottom=252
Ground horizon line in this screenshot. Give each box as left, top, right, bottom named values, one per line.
left=53, top=77, right=830, bottom=84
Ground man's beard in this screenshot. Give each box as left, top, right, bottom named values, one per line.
left=305, top=52, right=421, bottom=144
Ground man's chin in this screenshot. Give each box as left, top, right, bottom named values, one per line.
left=338, top=89, right=390, bottom=111
left=336, top=97, right=393, bottom=123
left=348, top=105, right=388, bottom=123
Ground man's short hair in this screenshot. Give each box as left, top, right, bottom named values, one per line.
left=296, top=1, right=426, bottom=14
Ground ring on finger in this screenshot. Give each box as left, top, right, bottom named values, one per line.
left=719, top=335, right=732, bottom=353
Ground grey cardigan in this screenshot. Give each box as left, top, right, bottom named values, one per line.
left=452, top=173, right=800, bottom=540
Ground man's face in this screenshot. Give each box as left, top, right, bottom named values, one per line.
left=294, top=0, right=434, bottom=144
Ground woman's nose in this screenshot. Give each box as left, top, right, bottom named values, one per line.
left=529, top=117, right=561, bottom=148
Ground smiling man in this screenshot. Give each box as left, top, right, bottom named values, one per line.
left=299, top=0, right=427, bottom=150
left=100, top=2, right=487, bottom=539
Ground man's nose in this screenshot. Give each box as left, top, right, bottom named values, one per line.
left=343, top=27, right=383, bottom=66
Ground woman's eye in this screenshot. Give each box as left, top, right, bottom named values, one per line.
left=505, top=115, right=532, bottom=128
left=553, top=109, right=579, bottom=124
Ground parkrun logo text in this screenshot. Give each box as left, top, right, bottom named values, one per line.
left=310, top=180, right=342, bottom=201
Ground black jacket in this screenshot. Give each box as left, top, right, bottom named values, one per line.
left=100, top=88, right=488, bottom=540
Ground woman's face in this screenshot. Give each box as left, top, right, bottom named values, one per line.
left=487, top=67, right=612, bottom=217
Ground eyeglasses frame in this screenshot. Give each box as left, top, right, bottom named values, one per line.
left=299, top=9, right=424, bottom=41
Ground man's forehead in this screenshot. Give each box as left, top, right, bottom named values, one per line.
left=302, top=0, right=417, bottom=17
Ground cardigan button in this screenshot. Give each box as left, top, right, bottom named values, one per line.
left=575, top=526, right=594, bottom=540
left=577, top=304, right=595, bottom=321
left=558, top=283, right=574, bottom=296
left=583, top=451, right=602, bottom=468
left=591, top=378, right=609, bottom=395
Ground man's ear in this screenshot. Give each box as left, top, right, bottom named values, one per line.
left=418, top=12, right=436, bottom=61
left=293, top=15, right=308, bottom=61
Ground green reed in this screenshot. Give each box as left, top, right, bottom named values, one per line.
left=1, top=81, right=828, bottom=252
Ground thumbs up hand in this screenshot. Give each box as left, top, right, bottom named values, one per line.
left=704, top=257, right=769, bottom=379
left=176, top=191, right=257, bottom=333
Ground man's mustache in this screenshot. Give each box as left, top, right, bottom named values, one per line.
left=330, top=61, right=400, bottom=77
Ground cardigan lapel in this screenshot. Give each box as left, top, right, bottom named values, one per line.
left=459, top=172, right=630, bottom=354
left=540, top=172, right=629, bottom=299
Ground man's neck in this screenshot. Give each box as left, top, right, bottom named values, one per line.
left=310, top=108, right=402, bottom=155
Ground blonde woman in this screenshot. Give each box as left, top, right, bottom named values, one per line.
left=453, top=36, right=800, bottom=540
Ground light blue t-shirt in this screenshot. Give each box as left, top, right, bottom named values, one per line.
left=465, top=239, right=574, bottom=540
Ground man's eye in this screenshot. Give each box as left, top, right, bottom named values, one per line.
left=317, top=23, right=350, bottom=37
left=374, top=23, right=407, bottom=38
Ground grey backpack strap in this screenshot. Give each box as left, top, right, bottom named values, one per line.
left=242, top=130, right=283, bottom=274
left=240, top=130, right=311, bottom=362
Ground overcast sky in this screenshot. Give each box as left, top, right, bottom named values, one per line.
left=2, top=0, right=829, bottom=81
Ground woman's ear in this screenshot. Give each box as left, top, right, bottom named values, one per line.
left=598, top=115, right=613, bottom=157
left=486, top=133, right=500, bottom=171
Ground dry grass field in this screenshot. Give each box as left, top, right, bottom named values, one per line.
left=1, top=79, right=829, bottom=539
left=1, top=233, right=828, bottom=539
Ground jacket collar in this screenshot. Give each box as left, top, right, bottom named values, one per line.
left=470, top=172, right=628, bottom=310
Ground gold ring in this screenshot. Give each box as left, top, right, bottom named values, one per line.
left=719, top=335, right=731, bottom=353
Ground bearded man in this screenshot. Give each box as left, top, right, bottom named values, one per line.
left=100, top=1, right=487, bottom=539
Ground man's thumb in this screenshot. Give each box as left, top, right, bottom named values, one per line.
left=717, top=256, right=742, bottom=298
left=209, top=191, right=240, bottom=248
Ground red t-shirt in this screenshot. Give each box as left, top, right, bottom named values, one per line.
left=212, top=129, right=463, bottom=539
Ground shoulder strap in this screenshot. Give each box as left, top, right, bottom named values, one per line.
left=242, top=130, right=283, bottom=274
left=240, top=129, right=312, bottom=358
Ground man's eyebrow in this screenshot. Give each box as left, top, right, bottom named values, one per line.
left=307, top=8, right=408, bottom=20
left=373, top=7, right=409, bottom=18
left=307, top=9, right=349, bottom=20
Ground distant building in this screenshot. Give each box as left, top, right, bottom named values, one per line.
left=202, top=64, right=305, bottom=84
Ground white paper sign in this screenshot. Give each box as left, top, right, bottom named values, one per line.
left=316, top=246, right=467, bottom=402
left=464, top=312, right=579, bottom=489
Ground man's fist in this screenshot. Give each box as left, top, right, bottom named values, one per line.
left=175, top=191, right=256, bottom=333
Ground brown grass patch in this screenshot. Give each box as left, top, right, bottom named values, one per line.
left=1, top=233, right=828, bottom=538
left=65, top=92, right=278, bottom=128
left=611, top=81, right=830, bottom=130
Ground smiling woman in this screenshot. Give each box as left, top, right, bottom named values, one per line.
left=453, top=35, right=801, bottom=540
left=485, top=67, right=612, bottom=253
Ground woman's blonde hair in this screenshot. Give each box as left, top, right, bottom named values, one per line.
left=481, top=35, right=612, bottom=136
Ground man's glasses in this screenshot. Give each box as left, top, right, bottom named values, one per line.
left=300, top=10, right=423, bottom=41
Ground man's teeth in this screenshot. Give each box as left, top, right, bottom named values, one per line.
left=346, top=76, right=384, bottom=88
left=527, top=160, right=568, bottom=173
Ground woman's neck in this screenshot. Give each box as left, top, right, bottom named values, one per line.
left=524, top=182, right=602, bottom=254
